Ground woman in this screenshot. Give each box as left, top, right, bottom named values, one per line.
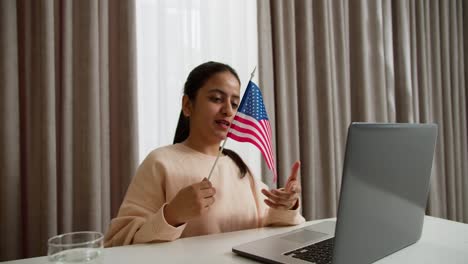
left=104, top=61, right=305, bottom=247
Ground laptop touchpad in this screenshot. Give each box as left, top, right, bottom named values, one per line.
left=280, top=230, right=328, bottom=244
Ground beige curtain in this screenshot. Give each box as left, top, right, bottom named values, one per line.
left=258, top=0, right=468, bottom=223
left=0, top=0, right=138, bottom=261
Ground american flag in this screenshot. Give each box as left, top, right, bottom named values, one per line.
left=227, top=81, right=277, bottom=183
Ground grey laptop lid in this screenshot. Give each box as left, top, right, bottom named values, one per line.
left=332, top=122, right=437, bottom=263
left=232, top=123, right=438, bottom=264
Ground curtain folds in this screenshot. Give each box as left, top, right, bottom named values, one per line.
left=258, top=0, right=468, bottom=223
left=0, top=0, right=138, bottom=261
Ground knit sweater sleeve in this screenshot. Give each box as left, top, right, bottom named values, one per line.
left=250, top=175, right=305, bottom=227
left=104, top=154, right=186, bottom=247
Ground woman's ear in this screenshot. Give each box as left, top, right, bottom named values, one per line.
left=182, top=95, right=192, bottom=117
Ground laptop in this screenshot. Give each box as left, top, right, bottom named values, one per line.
left=233, top=123, right=438, bottom=264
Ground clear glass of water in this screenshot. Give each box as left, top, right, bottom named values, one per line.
left=48, top=231, right=104, bottom=263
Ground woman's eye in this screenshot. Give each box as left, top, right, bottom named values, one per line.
left=210, top=97, right=222, bottom=103
left=231, top=102, right=239, bottom=109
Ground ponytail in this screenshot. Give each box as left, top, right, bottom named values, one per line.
left=173, top=111, right=190, bottom=144
left=222, top=148, right=250, bottom=178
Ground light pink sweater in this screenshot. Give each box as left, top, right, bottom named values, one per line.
left=104, top=144, right=305, bottom=247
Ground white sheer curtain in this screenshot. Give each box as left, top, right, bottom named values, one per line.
left=136, top=0, right=261, bottom=179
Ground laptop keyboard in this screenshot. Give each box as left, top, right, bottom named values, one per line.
left=284, top=238, right=334, bottom=264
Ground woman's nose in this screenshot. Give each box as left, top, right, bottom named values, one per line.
left=223, top=102, right=234, bottom=116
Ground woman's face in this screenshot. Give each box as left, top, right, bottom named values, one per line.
left=184, top=71, right=241, bottom=144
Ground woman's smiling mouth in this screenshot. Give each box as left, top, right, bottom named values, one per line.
left=215, top=119, right=231, bottom=130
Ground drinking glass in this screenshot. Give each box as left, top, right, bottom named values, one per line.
left=48, top=231, right=104, bottom=263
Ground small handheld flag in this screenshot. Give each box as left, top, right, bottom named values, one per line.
left=207, top=68, right=277, bottom=183
left=227, top=81, right=277, bottom=183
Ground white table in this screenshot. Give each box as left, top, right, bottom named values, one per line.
left=6, top=216, right=468, bottom=263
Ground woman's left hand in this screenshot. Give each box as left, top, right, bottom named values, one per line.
left=261, top=160, right=301, bottom=210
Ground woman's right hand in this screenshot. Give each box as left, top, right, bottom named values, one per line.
left=164, top=178, right=216, bottom=227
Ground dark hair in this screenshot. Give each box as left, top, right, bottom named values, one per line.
left=173, top=61, right=250, bottom=177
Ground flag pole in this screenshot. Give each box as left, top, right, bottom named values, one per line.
left=207, top=67, right=257, bottom=181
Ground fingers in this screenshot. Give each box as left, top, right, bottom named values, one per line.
left=197, top=178, right=216, bottom=197
left=199, top=178, right=213, bottom=189
left=197, top=178, right=216, bottom=208
left=199, top=186, right=216, bottom=198
left=262, top=188, right=300, bottom=203
left=169, top=179, right=217, bottom=224
left=261, top=161, right=302, bottom=210
left=285, top=160, right=301, bottom=191
left=272, top=185, right=301, bottom=198
left=261, top=188, right=299, bottom=209
left=264, top=199, right=290, bottom=210
left=286, top=182, right=301, bottom=194
left=202, top=196, right=215, bottom=208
